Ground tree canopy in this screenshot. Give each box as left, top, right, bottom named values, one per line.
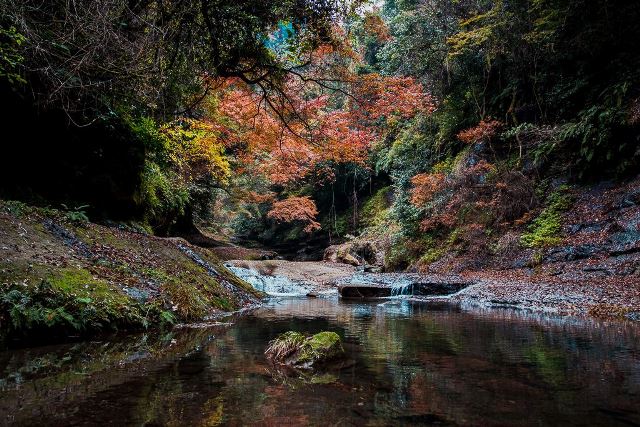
left=1, top=0, right=638, bottom=252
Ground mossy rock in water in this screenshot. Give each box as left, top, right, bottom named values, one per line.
left=265, top=331, right=344, bottom=368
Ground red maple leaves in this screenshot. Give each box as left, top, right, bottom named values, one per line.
left=457, top=119, right=502, bottom=144
left=267, top=196, right=321, bottom=233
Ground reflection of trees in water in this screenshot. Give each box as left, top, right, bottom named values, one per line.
left=2, top=301, right=640, bottom=426
left=338, top=303, right=640, bottom=425
left=0, top=328, right=220, bottom=425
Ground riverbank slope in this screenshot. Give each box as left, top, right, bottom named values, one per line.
left=316, top=177, right=640, bottom=319
left=0, top=201, right=262, bottom=344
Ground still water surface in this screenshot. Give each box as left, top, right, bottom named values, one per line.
left=1, top=297, right=640, bottom=426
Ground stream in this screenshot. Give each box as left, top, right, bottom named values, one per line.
left=1, top=267, right=640, bottom=426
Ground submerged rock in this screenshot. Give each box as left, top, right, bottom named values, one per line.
left=265, top=331, right=344, bottom=368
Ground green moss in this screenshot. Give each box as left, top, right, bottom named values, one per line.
left=161, top=280, right=211, bottom=320
left=299, top=333, right=342, bottom=363
left=142, top=268, right=171, bottom=283
left=0, top=265, right=154, bottom=340
left=49, top=268, right=136, bottom=309
left=265, top=331, right=344, bottom=367
left=361, top=186, right=392, bottom=228
left=520, top=186, right=574, bottom=248
left=297, top=331, right=343, bottom=364
left=521, top=211, right=564, bottom=248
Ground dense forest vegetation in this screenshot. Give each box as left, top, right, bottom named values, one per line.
left=2, top=3, right=640, bottom=423
left=1, top=0, right=639, bottom=266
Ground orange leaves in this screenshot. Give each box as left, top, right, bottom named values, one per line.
left=354, top=74, right=435, bottom=120
left=410, top=173, right=446, bottom=206
left=267, top=196, right=321, bottom=233
left=420, top=212, right=457, bottom=232
left=363, top=13, right=391, bottom=42
left=457, top=119, right=502, bottom=144
left=217, top=79, right=376, bottom=185
left=315, top=110, right=375, bottom=162
left=467, top=159, right=496, bottom=176
left=245, top=191, right=276, bottom=204
left=209, top=36, right=436, bottom=188
left=410, top=158, right=503, bottom=232
left=216, top=73, right=432, bottom=186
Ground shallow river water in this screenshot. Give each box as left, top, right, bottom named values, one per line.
left=1, top=296, right=640, bottom=426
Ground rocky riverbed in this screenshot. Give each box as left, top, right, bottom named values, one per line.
left=225, top=259, right=640, bottom=320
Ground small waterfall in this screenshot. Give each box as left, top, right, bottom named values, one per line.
left=338, top=273, right=416, bottom=299
left=224, top=264, right=318, bottom=297
left=390, top=282, right=413, bottom=297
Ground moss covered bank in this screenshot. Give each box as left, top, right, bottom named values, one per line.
left=0, top=200, right=263, bottom=345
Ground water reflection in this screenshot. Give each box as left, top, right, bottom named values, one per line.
left=1, top=298, right=639, bottom=426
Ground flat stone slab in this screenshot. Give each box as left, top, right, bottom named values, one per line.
left=338, top=281, right=471, bottom=299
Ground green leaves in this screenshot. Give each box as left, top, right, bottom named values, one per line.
left=447, top=7, right=503, bottom=58
left=0, top=25, right=26, bottom=85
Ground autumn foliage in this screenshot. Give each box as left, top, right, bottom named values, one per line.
left=161, top=118, right=230, bottom=183
left=191, top=33, right=437, bottom=231
left=217, top=72, right=431, bottom=186
left=354, top=74, right=435, bottom=120
left=410, top=173, right=446, bottom=206
left=409, top=155, right=537, bottom=234
left=267, top=196, right=321, bottom=233
left=457, top=119, right=502, bottom=144
left=363, top=12, right=391, bottom=42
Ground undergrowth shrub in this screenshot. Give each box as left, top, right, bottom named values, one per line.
left=61, top=204, right=90, bottom=224
left=126, top=114, right=231, bottom=232
left=0, top=267, right=175, bottom=340
left=520, top=186, right=573, bottom=248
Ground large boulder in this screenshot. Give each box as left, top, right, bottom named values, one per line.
left=265, top=331, right=344, bottom=368
left=323, top=244, right=355, bottom=264
left=323, top=239, right=385, bottom=268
